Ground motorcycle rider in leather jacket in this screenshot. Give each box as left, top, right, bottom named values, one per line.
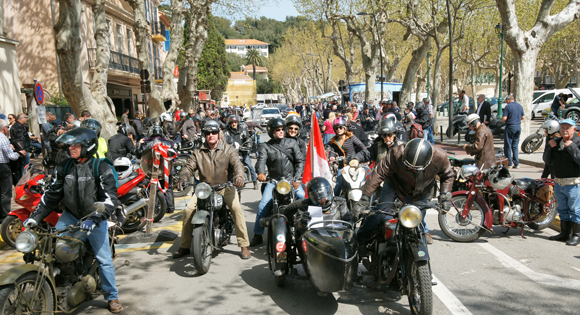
left=136, top=125, right=177, bottom=213
left=250, top=118, right=305, bottom=247
left=285, top=114, right=307, bottom=157
left=224, top=115, right=259, bottom=190
left=107, top=123, right=136, bottom=161
left=24, top=128, right=124, bottom=313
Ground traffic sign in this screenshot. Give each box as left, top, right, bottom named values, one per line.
left=34, top=82, right=44, bottom=104
left=36, top=106, right=47, bottom=125
left=140, top=69, right=150, bottom=80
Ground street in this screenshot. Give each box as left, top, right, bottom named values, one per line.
left=1, top=137, right=579, bottom=315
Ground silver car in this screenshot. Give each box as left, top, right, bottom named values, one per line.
left=260, top=107, right=282, bottom=126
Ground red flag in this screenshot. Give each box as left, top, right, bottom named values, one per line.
left=302, top=113, right=333, bottom=187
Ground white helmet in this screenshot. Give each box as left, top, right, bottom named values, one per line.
left=114, top=157, right=133, bottom=180
left=466, top=114, right=480, bottom=126
left=160, top=112, right=173, bottom=123
left=540, top=119, right=560, bottom=135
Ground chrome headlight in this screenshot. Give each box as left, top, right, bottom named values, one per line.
left=212, top=193, right=224, bottom=208
left=460, top=165, right=479, bottom=180
left=276, top=180, right=292, bottom=195
left=399, top=206, right=422, bottom=228
left=195, top=182, right=212, bottom=199
left=15, top=230, right=38, bottom=253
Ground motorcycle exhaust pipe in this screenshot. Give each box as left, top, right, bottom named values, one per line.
left=125, top=198, right=149, bottom=215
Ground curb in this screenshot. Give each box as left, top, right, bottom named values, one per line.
left=434, top=141, right=545, bottom=168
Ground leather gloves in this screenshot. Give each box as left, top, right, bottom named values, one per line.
left=438, top=192, right=453, bottom=211
left=233, top=176, right=245, bottom=188
left=353, top=195, right=371, bottom=219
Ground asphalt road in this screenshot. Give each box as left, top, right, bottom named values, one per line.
left=0, top=133, right=579, bottom=314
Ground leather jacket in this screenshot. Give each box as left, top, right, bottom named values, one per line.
left=179, top=140, right=244, bottom=186
left=256, top=137, right=304, bottom=182
left=414, top=109, right=432, bottom=129
left=10, top=121, right=30, bottom=152
left=465, top=124, right=496, bottom=170
left=287, top=136, right=307, bottom=157
left=544, top=134, right=580, bottom=179
left=224, top=124, right=250, bottom=148
left=363, top=144, right=454, bottom=200
left=107, top=133, right=136, bottom=161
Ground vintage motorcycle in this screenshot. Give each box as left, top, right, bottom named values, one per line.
left=438, top=164, right=557, bottom=242
left=190, top=182, right=236, bottom=275
left=0, top=205, right=129, bottom=314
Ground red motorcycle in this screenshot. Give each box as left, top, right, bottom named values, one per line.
left=438, top=164, right=557, bottom=242
left=1, top=165, right=60, bottom=247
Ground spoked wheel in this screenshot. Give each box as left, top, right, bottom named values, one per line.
left=192, top=217, right=212, bottom=275
left=521, top=134, right=544, bottom=153
left=0, top=273, right=54, bottom=314
left=379, top=252, right=399, bottom=286
left=1, top=216, right=23, bottom=248
left=407, top=260, right=433, bottom=315
left=122, top=208, right=147, bottom=233
left=438, top=195, right=486, bottom=242
left=528, top=195, right=558, bottom=230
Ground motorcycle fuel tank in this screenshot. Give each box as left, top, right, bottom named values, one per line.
left=302, top=227, right=358, bottom=293
left=55, top=232, right=86, bottom=263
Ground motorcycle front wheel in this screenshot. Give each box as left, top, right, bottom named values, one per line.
left=152, top=190, right=167, bottom=222
left=0, top=273, right=54, bottom=314
left=438, top=195, right=486, bottom=242
left=192, top=217, right=212, bottom=275
left=521, top=134, right=544, bottom=153
left=407, top=260, right=433, bottom=315
left=0, top=215, right=23, bottom=248
left=122, top=208, right=147, bottom=233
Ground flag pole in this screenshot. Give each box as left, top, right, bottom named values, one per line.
left=311, top=112, right=315, bottom=179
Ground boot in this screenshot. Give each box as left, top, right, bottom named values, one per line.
left=549, top=221, right=571, bottom=242
left=249, top=234, right=263, bottom=247
left=108, top=299, right=123, bottom=313
left=172, top=247, right=190, bottom=259
left=254, top=181, right=259, bottom=190
left=566, top=223, right=580, bottom=246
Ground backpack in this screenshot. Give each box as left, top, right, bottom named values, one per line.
left=409, top=123, right=424, bottom=140
left=63, top=157, right=119, bottom=188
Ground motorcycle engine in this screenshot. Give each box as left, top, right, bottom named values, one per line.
left=504, top=202, right=523, bottom=224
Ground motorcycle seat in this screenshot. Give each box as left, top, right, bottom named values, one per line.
left=118, top=171, right=139, bottom=187
left=513, top=178, right=536, bottom=193
left=449, top=158, right=476, bottom=167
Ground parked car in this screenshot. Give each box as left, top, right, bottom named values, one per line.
left=437, top=97, right=474, bottom=113
left=242, top=108, right=251, bottom=120
left=260, top=107, right=282, bottom=126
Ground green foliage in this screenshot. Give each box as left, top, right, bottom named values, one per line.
left=226, top=52, right=245, bottom=72
left=158, top=0, right=171, bottom=19
left=47, top=85, right=69, bottom=107
left=257, top=77, right=283, bottom=94
left=197, top=14, right=230, bottom=100
left=245, top=49, right=265, bottom=80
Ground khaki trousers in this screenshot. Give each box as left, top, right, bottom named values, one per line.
left=180, top=186, right=250, bottom=248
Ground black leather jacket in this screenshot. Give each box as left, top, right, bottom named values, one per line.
left=287, top=136, right=307, bottom=157
left=224, top=124, right=250, bottom=148
left=414, top=109, right=432, bottom=129
left=107, top=133, right=136, bottom=161
left=256, top=137, right=304, bottom=182
left=10, top=121, right=30, bottom=152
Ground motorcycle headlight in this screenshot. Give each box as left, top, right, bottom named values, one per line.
left=349, top=159, right=359, bottom=167
left=212, top=193, right=224, bottom=208
left=460, top=165, right=479, bottom=180
left=276, top=180, right=292, bottom=195
left=399, top=206, right=422, bottom=228
left=15, top=230, right=38, bottom=253
left=195, top=182, right=212, bottom=199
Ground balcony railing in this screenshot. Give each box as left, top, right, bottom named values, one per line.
left=87, top=48, right=140, bottom=75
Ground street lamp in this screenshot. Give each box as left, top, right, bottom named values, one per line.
left=357, top=12, right=384, bottom=102
left=495, top=23, right=504, bottom=118
left=427, top=48, right=431, bottom=96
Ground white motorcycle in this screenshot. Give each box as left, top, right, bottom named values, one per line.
left=339, top=159, right=371, bottom=212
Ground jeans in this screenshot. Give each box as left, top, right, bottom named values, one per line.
left=504, top=124, right=521, bottom=166
left=55, top=211, right=118, bottom=300
left=323, top=133, right=334, bottom=145
left=554, top=183, right=580, bottom=223
left=241, top=151, right=257, bottom=182
left=0, top=163, right=12, bottom=221
left=334, top=168, right=343, bottom=196
left=30, top=143, right=42, bottom=157
left=426, top=126, right=435, bottom=144
left=254, top=182, right=305, bottom=235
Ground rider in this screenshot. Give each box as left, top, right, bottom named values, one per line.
left=136, top=125, right=176, bottom=214
left=24, top=128, right=123, bottom=313
left=107, top=123, right=136, bottom=162
left=353, top=138, right=454, bottom=246
left=80, top=118, right=107, bottom=159
left=327, top=116, right=369, bottom=196
left=173, top=120, right=251, bottom=259
left=463, top=114, right=496, bottom=170
left=285, top=114, right=307, bottom=157
left=250, top=118, right=305, bottom=247
left=224, top=115, right=259, bottom=190
left=160, top=112, right=181, bottom=145
left=355, top=117, right=404, bottom=164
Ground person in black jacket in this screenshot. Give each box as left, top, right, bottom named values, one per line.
left=414, top=102, right=432, bottom=134
left=132, top=111, right=144, bottom=140
left=107, top=124, right=136, bottom=161
left=346, top=113, right=369, bottom=147
left=250, top=118, right=305, bottom=247
left=285, top=114, right=307, bottom=157
left=224, top=115, right=258, bottom=189
left=9, top=114, right=30, bottom=183
left=475, top=94, right=492, bottom=125
left=359, top=107, right=376, bottom=131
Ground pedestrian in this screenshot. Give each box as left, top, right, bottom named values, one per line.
left=414, top=102, right=432, bottom=139
left=0, top=120, right=21, bottom=222
left=121, top=109, right=130, bottom=125
left=463, top=114, right=496, bottom=170
left=502, top=95, right=524, bottom=168
left=459, top=90, right=470, bottom=113
left=543, top=119, right=580, bottom=245
left=79, top=110, right=92, bottom=121
left=7, top=114, right=15, bottom=130
left=423, top=98, right=435, bottom=144
left=10, top=113, right=30, bottom=183
left=322, top=112, right=336, bottom=145
left=132, top=111, right=144, bottom=140
left=551, top=93, right=568, bottom=119
left=476, top=94, right=491, bottom=125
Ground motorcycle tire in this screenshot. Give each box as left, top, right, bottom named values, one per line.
left=0, top=273, right=54, bottom=314
left=527, top=195, right=558, bottom=230
left=438, top=195, right=486, bottom=242
left=153, top=190, right=167, bottom=223
left=192, top=217, right=212, bottom=275
left=521, top=134, right=544, bottom=154
left=407, top=260, right=433, bottom=315
left=122, top=208, right=147, bottom=233
left=0, top=215, right=23, bottom=248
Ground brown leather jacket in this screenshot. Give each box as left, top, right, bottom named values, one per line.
left=362, top=145, right=454, bottom=200
left=465, top=124, right=496, bottom=170
left=179, top=140, right=244, bottom=186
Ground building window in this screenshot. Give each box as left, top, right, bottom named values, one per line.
left=126, top=29, right=133, bottom=56
left=116, top=24, right=124, bottom=54
left=107, top=20, right=113, bottom=48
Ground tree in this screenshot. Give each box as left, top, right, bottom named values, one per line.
left=226, top=52, right=245, bottom=72
left=198, top=15, right=230, bottom=100
left=245, top=49, right=265, bottom=80
left=257, top=77, right=283, bottom=94
left=54, top=0, right=117, bottom=138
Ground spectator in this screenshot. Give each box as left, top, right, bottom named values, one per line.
left=0, top=119, right=20, bottom=222
left=322, top=112, right=336, bottom=145
left=423, top=98, right=435, bottom=144
left=121, top=109, right=130, bottom=125
left=7, top=114, right=15, bottom=130
left=551, top=93, right=568, bottom=119
left=345, top=113, right=368, bottom=147
left=476, top=94, right=492, bottom=125
left=460, top=90, right=470, bottom=113
left=502, top=95, right=524, bottom=168
left=359, top=107, right=375, bottom=132
left=414, top=102, right=432, bottom=136
left=10, top=113, right=30, bottom=183
left=79, top=110, right=92, bottom=121
left=132, top=111, right=144, bottom=140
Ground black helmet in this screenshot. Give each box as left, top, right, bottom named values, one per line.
left=147, top=125, right=164, bottom=138
left=80, top=118, right=102, bottom=137
left=377, top=119, right=397, bottom=136
left=403, top=138, right=433, bottom=171
left=333, top=116, right=348, bottom=131
left=307, top=177, right=333, bottom=210
left=267, top=118, right=286, bottom=137
left=227, top=115, right=240, bottom=125
left=203, top=119, right=220, bottom=136
left=118, top=123, right=134, bottom=137
left=414, top=102, right=425, bottom=112
left=285, top=114, right=302, bottom=130
left=56, top=128, right=98, bottom=159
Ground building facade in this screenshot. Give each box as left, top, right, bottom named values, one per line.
left=225, top=39, right=269, bottom=58
left=223, top=72, right=257, bottom=107
left=0, top=0, right=22, bottom=118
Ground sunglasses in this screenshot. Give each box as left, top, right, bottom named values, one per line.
left=274, top=128, right=285, bottom=132
left=288, top=127, right=299, bottom=131
left=381, top=133, right=395, bottom=138
left=207, top=131, right=219, bottom=135
left=336, top=126, right=346, bottom=130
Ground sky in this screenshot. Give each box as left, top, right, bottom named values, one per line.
left=256, top=0, right=300, bottom=21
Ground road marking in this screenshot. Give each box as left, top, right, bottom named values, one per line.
left=432, top=275, right=473, bottom=315
left=479, top=243, right=580, bottom=290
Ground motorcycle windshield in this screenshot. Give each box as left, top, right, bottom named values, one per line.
left=16, top=165, right=44, bottom=187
